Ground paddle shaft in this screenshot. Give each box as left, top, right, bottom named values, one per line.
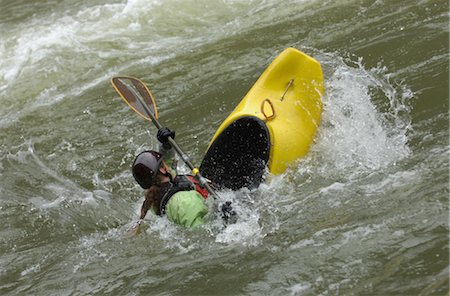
left=134, top=93, right=219, bottom=199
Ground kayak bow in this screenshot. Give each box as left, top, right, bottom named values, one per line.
left=200, top=47, right=324, bottom=190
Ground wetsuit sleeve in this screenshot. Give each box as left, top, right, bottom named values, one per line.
left=158, top=143, right=177, bottom=171
left=165, top=191, right=208, bottom=227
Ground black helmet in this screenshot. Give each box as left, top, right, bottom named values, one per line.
left=132, top=151, right=163, bottom=189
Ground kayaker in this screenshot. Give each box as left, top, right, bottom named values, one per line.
left=129, top=127, right=234, bottom=233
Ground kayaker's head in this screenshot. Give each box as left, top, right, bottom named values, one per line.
left=132, top=150, right=171, bottom=189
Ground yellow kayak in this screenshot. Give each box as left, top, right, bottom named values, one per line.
left=200, top=47, right=324, bottom=190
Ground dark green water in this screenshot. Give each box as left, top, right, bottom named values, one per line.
left=0, top=0, right=448, bottom=295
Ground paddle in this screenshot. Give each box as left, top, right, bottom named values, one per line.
left=110, top=76, right=219, bottom=200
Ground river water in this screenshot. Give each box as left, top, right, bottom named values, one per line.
left=0, top=0, right=448, bottom=295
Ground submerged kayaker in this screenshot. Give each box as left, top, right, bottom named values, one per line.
left=129, top=127, right=234, bottom=234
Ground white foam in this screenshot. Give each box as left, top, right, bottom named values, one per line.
left=146, top=215, right=197, bottom=253
left=295, top=53, right=412, bottom=180
left=289, top=283, right=311, bottom=295
left=215, top=216, right=263, bottom=246
left=73, top=231, right=119, bottom=273
left=20, top=263, right=41, bottom=276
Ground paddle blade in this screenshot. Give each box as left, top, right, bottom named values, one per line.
left=111, top=76, right=158, bottom=120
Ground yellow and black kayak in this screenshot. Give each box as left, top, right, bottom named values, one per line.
left=200, top=47, right=324, bottom=190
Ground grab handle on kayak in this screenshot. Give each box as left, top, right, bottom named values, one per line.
left=261, top=98, right=276, bottom=121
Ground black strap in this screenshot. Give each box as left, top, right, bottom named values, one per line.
left=158, top=175, right=195, bottom=215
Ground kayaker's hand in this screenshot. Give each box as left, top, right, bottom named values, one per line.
left=126, top=220, right=143, bottom=237
left=157, top=127, right=175, bottom=150
left=221, top=201, right=237, bottom=224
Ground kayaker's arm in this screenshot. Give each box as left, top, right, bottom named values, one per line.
left=157, top=127, right=175, bottom=151
left=157, top=127, right=177, bottom=170
left=126, top=187, right=157, bottom=237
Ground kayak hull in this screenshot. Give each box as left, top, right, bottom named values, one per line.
left=200, top=48, right=324, bottom=190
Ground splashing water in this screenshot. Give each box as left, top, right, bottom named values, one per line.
left=296, top=52, right=412, bottom=180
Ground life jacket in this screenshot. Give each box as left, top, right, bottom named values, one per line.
left=158, top=175, right=209, bottom=216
